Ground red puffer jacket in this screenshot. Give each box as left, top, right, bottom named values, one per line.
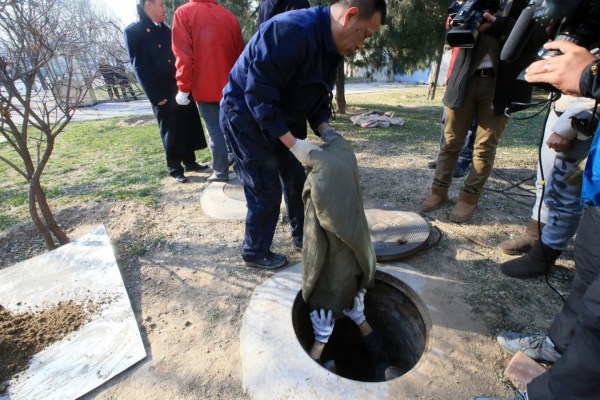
left=172, top=0, right=244, bottom=103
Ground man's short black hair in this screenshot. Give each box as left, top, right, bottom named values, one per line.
left=335, top=0, right=387, bottom=25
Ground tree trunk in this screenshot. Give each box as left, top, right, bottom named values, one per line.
left=28, top=180, right=57, bottom=250
left=28, top=175, right=69, bottom=249
left=335, top=60, right=346, bottom=115
left=427, top=44, right=444, bottom=100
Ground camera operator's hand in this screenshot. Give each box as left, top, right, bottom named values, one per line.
left=525, top=41, right=597, bottom=96
left=478, top=12, right=496, bottom=33
left=546, top=133, right=572, bottom=153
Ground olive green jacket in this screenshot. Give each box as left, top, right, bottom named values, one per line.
left=301, top=134, right=376, bottom=318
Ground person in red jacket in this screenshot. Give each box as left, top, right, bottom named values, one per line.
left=171, top=0, right=244, bottom=182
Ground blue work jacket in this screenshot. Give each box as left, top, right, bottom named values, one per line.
left=222, top=6, right=341, bottom=140
left=582, top=126, right=600, bottom=206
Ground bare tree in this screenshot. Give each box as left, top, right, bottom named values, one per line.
left=0, top=0, right=109, bottom=249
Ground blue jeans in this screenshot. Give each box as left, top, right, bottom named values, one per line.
left=532, top=109, right=591, bottom=251
left=197, top=102, right=230, bottom=179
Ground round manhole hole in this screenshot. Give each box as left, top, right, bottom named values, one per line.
left=292, top=270, right=430, bottom=382
left=223, top=176, right=245, bottom=201
left=365, top=209, right=430, bottom=261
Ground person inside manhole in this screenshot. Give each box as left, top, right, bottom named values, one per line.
left=308, top=288, right=403, bottom=381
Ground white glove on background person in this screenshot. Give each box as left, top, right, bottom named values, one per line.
left=343, top=288, right=366, bottom=326
left=310, top=309, right=335, bottom=344
left=175, top=91, right=190, bottom=105
left=290, top=139, right=322, bottom=167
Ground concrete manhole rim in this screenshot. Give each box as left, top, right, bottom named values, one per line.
left=240, top=263, right=437, bottom=399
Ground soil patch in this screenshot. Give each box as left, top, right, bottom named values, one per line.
left=0, top=301, right=91, bottom=392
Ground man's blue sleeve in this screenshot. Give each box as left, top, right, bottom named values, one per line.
left=244, top=23, right=309, bottom=139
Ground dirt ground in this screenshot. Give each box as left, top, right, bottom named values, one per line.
left=0, top=116, right=574, bottom=399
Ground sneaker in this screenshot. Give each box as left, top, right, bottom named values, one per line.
left=497, top=332, right=561, bottom=364
left=242, top=252, right=287, bottom=269
left=452, top=160, right=471, bottom=178
left=207, top=173, right=230, bottom=183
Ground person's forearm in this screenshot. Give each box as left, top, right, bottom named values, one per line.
left=309, top=341, right=326, bottom=361
left=279, top=132, right=296, bottom=149
left=358, top=321, right=373, bottom=337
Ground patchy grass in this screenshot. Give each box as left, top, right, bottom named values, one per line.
left=0, top=85, right=546, bottom=231
left=0, top=117, right=211, bottom=226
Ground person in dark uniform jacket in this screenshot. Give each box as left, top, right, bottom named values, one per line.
left=124, top=0, right=208, bottom=183
left=258, top=0, right=310, bottom=24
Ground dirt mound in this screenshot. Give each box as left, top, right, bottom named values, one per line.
left=0, top=301, right=91, bottom=393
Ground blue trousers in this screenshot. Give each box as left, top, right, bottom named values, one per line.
left=532, top=109, right=591, bottom=251
left=220, top=105, right=305, bottom=257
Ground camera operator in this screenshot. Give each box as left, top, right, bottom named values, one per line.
left=420, top=0, right=548, bottom=223
left=474, top=40, right=600, bottom=400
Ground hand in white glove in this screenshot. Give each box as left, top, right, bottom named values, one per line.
left=343, top=288, right=366, bottom=326
left=175, top=91, right=190, bottom=105
left=310, top=309, right=335, bottom=344
left=290, top=139, right=322, bottom=167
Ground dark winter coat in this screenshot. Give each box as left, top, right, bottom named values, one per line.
left=258, top=0, right=310, bottom=24
left=443, top=0, right=548, bottom=115
left=124, top=5, right=206, bottom=155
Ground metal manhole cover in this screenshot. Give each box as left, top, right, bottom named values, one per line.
left=365, top=209, right=430, bottom=261
left=223, top=177, right=245, bottom=201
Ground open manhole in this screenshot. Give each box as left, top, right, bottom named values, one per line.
left=223, top=176, right=245, bottom=201
left=292, top=270, right=431, bottom=382
left=365, top=209, right=431, bottom=261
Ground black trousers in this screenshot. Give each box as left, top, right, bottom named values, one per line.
left=153, top=101, right=204, bottom=176
left=529, top=207, right=600, bottom=399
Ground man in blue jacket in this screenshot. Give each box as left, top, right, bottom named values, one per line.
left=220, top=0, right=386, bottom=269
left=474, top=40, right=600, bottom=400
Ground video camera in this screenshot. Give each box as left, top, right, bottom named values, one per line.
left=501, top=0, right=600, bottom=64
left=446, top=0, right=502, bottom=48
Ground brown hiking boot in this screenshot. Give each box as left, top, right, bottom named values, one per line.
left=419, top=185, right=449, bottom=212
left=448, top=191, right=480, bottom=223
left=499, top=219, right=543, bottom=256
left=500, top=241, right=561, bottom=279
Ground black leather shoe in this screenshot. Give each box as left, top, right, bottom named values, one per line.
left=185, top=162, right=209, bottom=172
left=174, top=174, right=188, bottom=183
left=242, top=252, right=287, bottom=269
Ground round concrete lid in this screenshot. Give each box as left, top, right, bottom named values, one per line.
left=223, top=176, right=245, bottom=202
left=365, top=209, right=430, bottom=261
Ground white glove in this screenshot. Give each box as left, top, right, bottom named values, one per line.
left=175, top=91, right=190, bottom=105
left=310, top=309, right=335, bottom=344
left=290, top=139, right=322, bottom=167
left=343, top=288, right=366, bottom=326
